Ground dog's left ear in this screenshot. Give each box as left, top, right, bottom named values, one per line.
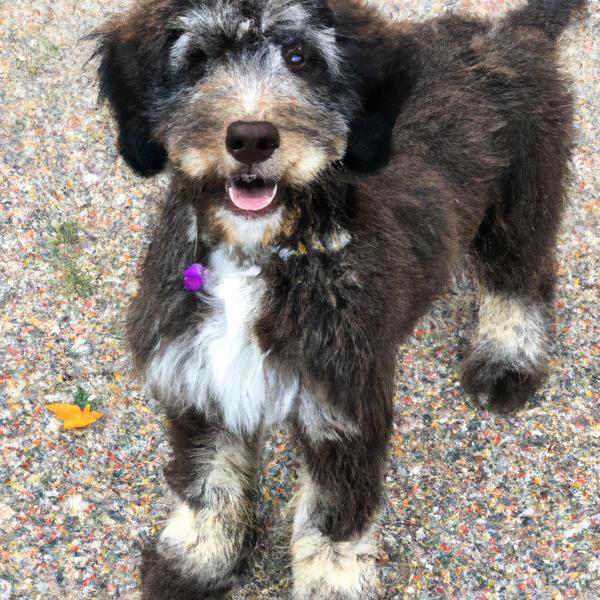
left=332, top=3, right=419, bottom=174
left=92, top=19, right=169, bottom=177
left=344, top=41, right=419, bottom=174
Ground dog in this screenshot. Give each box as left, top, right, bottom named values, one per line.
left=92, top=0, right=585, bottom=597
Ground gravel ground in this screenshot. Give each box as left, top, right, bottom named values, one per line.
left=0, top=1, right=598, bottom=598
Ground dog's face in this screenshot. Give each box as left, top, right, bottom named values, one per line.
left=95, top=0, right=360, bottom=238
left=95, top=0, right=411, bottom=248
left=165, top=1, right=352, bottom=185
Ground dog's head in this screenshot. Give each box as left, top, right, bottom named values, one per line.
left=94, top=0, right=406, bottom=246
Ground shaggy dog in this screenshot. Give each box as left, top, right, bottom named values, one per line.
left=92, top=0, right=585, bottom=597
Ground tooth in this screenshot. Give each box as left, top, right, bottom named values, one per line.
left=269, top=184, right=278, bottom=201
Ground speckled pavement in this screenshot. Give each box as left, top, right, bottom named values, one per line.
left=0, top=1, right=598, bottom=598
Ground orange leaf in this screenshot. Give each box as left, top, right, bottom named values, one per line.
left=46, top=403, right=103, bottom=430
left=46, top=403, right=82, bottom=419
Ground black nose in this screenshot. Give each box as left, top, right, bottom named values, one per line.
left=225, top=121, right=280, bottom=165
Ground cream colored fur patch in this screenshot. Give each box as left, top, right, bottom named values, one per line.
left=158, top=500, right=246, bottom=580
left=291, top=470, right=382, bottom=599
left=477, top=293, right=546, bottom=367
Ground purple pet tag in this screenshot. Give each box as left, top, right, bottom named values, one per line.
left=183, top=263, right=206, bottom=292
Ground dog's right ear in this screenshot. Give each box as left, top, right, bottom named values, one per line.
left=92, top=19, right=168, bottom=177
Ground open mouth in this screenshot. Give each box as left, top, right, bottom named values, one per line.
left=226, top=175, right=281, bottom=217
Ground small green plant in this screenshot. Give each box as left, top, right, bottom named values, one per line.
left=49, top=221, right=96, bottom=299
left=24, top=41, right=62, bottom=78
left=62, top=258, right=95, bottom=299
left=52, top=221, right=79, bottom=247
left=73, top=385, right=93, bottom=410
left=46, top=43, right=61, bottom=59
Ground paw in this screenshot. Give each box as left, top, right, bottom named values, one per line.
left=291, top=531, right=382, bottom=600
left=464, top=293, right=549, bottom=412
left=462, top=352, right=546, bottom=413
left=141, top=542, right=233, bottom=600
left=293, top=582, right=382, bottom=600
left=141, top=500, right=251, bottom=599
left=292, top=569, right=382, bottom=600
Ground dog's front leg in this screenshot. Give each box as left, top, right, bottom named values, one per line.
left=141, top=407, right=261, bottom=600
left=291, top=405, right=390, bottom=600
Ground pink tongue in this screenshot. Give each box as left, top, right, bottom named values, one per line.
left=228, top=184, right=277, bottom=211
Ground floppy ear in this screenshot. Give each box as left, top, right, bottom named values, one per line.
left=93, top=21, right=169, bottom=177
left=344, top=40, right=420, bottom=174
left=333, top=4, right=420, bottom=174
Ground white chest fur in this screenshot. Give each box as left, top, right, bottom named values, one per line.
left=146, top=248, right=299, bottom=433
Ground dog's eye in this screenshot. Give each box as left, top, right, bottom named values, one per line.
left=186, top=48, right=208, bottom=77
left=188, top=48, right=207, bottom=67
left=167, top=28, right=185, bottom=46
left=284, top=47, right=306, bottom=70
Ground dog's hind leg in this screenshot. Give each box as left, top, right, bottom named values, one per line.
left=140, top=407, right=261, bottom=599
left=460, top=0, right=579, bottom=412
left=462, top=116, right=572, bottom=412
left=461, top=285, right=551, bottom=413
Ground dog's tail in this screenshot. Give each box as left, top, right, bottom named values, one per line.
left=518, top=0, right=587, bottom=40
